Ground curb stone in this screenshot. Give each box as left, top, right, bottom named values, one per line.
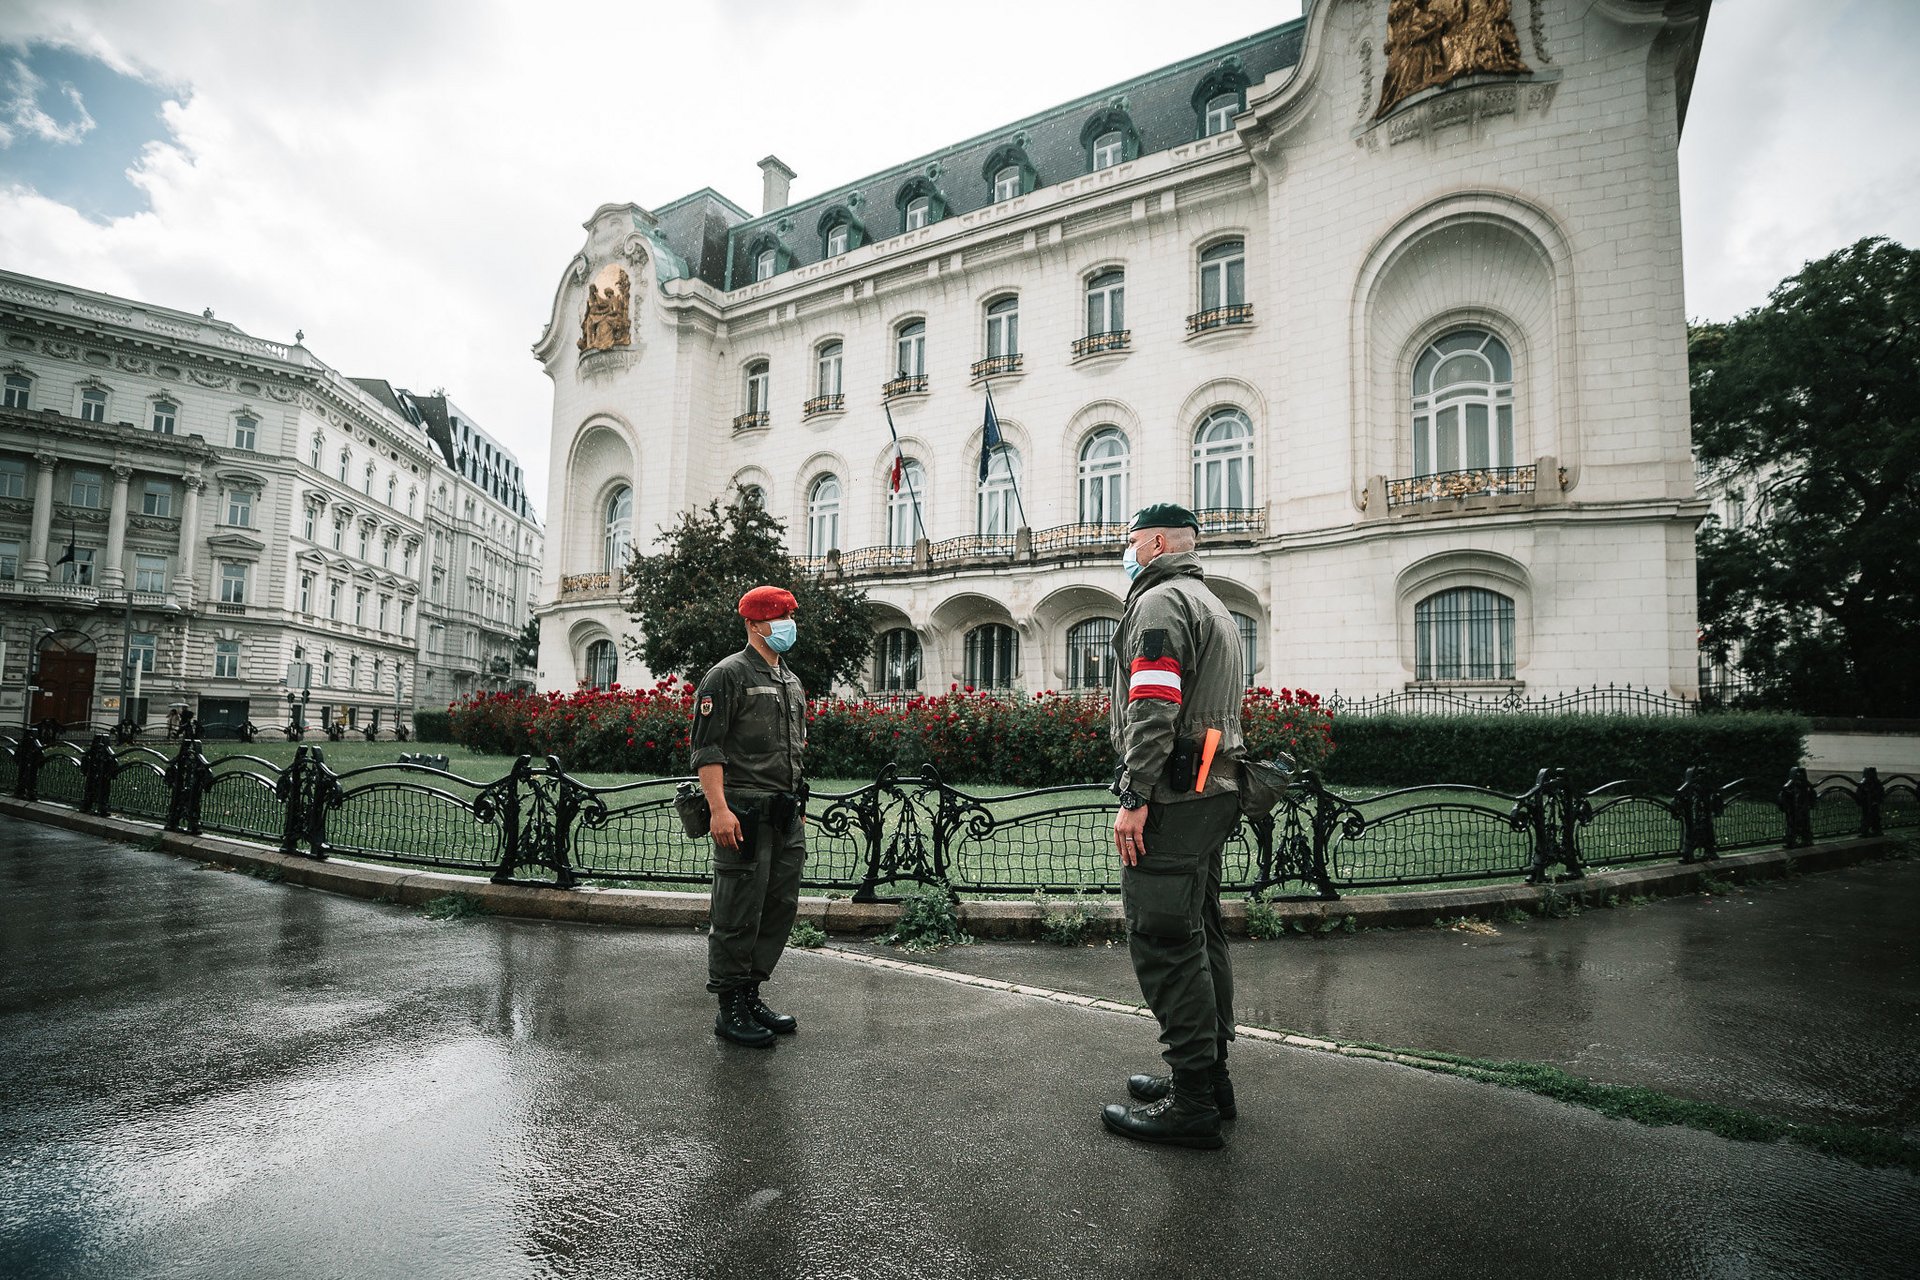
left=0, top=795, right=1901, bottom=938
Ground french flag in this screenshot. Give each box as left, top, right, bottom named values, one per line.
left=1129, top=656, right=1182, bottom=704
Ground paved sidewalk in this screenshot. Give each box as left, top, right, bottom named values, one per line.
left=2, top=816, right=1915, bottom=1279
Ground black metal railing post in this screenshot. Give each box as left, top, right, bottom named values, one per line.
left=1857, top=767, right=1884, bottom=838
left=1675, top=766, right=1719, bottom=863
left=81, top=732, right=115, bottom=817
left=301, top=746, right=337, bottom=858
left=1780, top=766, right=1816, bottom=848
left=1520, top=767, right=1587, bottom=883
left=164, top=737, right=210, bottom=834
left=276, top=746, right=308, bottom=853
left=478, top=755, right=531, bottom=882
left=14, top=728, right=45, bottom=802
left=1302, top=773, right=1347, bottom=899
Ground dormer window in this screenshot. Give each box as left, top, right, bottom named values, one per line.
left=994, top=166, right=1022, bottom=202
left=1204, top=92, right=1240, bottom=136
left=905, top=196, right=931, bottom=231
left=826, top=224, right=849, bottom=256
left=755, top=249, right=776, bottom=282
left=1092, top=131, right=1123, bottom=168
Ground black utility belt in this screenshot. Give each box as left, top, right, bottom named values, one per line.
left=725, top=785, right=810, bottom=835
left=1136, top=737, right=1234, bottom=794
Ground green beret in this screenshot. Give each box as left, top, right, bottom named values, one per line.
left=1128, top=502, right=1199, bottom=533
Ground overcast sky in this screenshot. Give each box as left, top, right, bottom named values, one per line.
left=1, top=0, right=1915, bottom=515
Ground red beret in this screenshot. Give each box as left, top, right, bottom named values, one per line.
left=738, top=585, right=798, bottom=621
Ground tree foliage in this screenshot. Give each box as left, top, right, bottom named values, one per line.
left=1691, top=236, right=1920, bottom=715
left=624, top=490, right=876, bottom=692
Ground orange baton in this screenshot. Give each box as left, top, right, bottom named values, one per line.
left=1193, top=727, right=1222, bottom=792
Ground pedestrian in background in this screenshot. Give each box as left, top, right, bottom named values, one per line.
left=689, top=585, right=810, bottom=1048
left=1104, top=503, right=1247, bottom=1148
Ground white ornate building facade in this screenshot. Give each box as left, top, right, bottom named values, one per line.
left=0, top=271, right=541, bottom=737
left=534, top=0, right=1712, bottom=701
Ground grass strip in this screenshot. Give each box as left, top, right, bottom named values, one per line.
left=1275, top=1032, right=1920, bottom=1173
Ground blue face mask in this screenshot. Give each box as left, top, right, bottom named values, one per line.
left=1122, top=544, right=1143, bottom=582
left=766, top=618, right=798, bottom=653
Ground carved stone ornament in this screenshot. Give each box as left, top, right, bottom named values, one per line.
left=117, top=354, right=152, bottom=374
left=1377, top=0, right=1530, bottom=119
left=188, top=369, right=232, bottom=388
left=265, top=384, right=297, bottom=402
left=577, top=265, right=633, bottom=353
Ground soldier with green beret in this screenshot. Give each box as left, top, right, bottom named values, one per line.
left=690, top=584, right=810, bottom=1048
left=1103, top=502, right=1247, bottom=1148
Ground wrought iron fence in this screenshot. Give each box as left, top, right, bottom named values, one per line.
left=1323, top=683, right=1722, bottom=718
left=4, top=730, right=1912, bottom=903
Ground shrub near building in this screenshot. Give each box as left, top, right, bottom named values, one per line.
left=450, top=684, right=1336, bottom=786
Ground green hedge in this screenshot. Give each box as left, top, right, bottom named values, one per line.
left=412, top=710, right=452, bottom=743
left=1321, top=712, right=1808, bottom=792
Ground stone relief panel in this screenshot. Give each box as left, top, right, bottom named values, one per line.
left=1377, top=0, right=1530, bottom=119
left=577, top=263, right=632, bottom=353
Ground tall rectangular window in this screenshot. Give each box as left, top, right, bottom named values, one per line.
left=1092, top=131, right=1123, bottom=168
left=225, top=489, right=254, bottom=527
left=214, top=640, right=240, bottom=680
left=233, top=416, right=257, bottom=450
left=985, top=297, right=1019, bottom=358
left=299, top=572, right=313, bottom=613
left=0, top=457, right=26, bottom=498
left=151, top=400, right=177, bottom=434
left=994, top=166, right=1022, bottom=202
left=134, top=553, right=169, bottom=593
left=328, top=580, right=341, bottom=620
left=70, top=470, right=104, bottom=508
left=0, top=539, right=20, bottom=580
left=80, top=388, right=107, bottom=422
left=1086, top=271, right=1125, bottom=336
left=141, top=481, right=172, bottom=517
left=377, top=594, right=390, bottom=631
left=399, top=600, right=412, bottom=634
left=219, top=562, right=249, bottom=605
left=354, top=588, right=367, bottom=626
left=129, top=632, right=157, bottom=674
left=1199, top=240, right=1246, bottom=312
left=3, top=374, right=29, bottom=409
left=816, top=343, right=843, bottom=397
left=332, top=519, right=345, bottom=551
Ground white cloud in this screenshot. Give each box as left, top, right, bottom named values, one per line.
left=3, top=55, right=98, bottom=146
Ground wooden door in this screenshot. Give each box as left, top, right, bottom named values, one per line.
left=34, top=651, right=97, bottom=729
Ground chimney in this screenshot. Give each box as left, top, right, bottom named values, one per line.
left=759, top=155, right=796, bottom=214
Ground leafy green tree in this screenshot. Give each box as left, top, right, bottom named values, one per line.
left=625, top=489, right=876, bottom=691
left=1692, top=237, right=1920, bottom=715
left=514, top=617, right=540, bottom=669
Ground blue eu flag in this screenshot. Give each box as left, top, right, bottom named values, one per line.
left=978, top=395, right=1003, bottom=482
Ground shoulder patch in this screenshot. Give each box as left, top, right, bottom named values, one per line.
left=1142, top=628, right=1168, bottom=661
left=698, top=692, right=719, bottom=718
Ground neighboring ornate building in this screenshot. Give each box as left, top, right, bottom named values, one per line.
left=0, top=270, right=541, bottom=737
left=534, top=0, right=1713, bottom=701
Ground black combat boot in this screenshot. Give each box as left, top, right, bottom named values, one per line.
left=744, top=982, right=797, bottom=1034
left=1127, top=1066, right=1236, bottom=1119
left=1102, top=1073, right=1223, bottom=1149
left=714, top=988, right=775, bottom=1048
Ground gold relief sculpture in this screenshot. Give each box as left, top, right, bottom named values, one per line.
left=577, top=265, right=632, bottom=352
left=1377, top=0, right=1530, bottom=119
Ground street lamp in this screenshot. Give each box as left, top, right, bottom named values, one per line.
left=22, top=626, right=54, bottom=735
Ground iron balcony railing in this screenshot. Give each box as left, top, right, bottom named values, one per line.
left=802, top=393, right=845, bottom=419
left=1028, top=521, right=1128, bottom=555
left=214, top=601, right=247, bottom=616
left=882, top=374, right=929, bottom=400
left=1388, top=465, right=1538, bottom=507
left=930, top=533, right=1016, bottom=563
left=1186, top=303, right=1255, bottom=334
left=970, top=354, right=1023, bottom=380
left=5, top=730, right=1912, bottom=900
left=1196, top=507, right=1267, bottom=536
left=1071, top=330, right=1130, bottom=360
left=732, top=410, right=770, bottom=433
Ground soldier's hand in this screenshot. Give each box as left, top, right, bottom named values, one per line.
left=711, top=807, right=743, bottom=851
left=1114, top=805, right=1148, bottom=866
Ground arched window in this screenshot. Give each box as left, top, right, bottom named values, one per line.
left=1416, top=588, right=1516, bottom=681
left=584, top=639, right=618, bottom=690
left=825, top=223, right=849, bottom=256
left=603, top=485, right=632, bottom=575
left=977, top=446, right=1021, bottom=535
left=1192, top=408, right=1254, bottom=509
left=1232, top=612, right=1259, bottom=688
left=887, top=460, right=927, bottom=546
left=1067, top=617, right=1118, bottom=690
left=985, top=296, right=1019, bottom=358
left=896, top=178, right=945, bottom=234
left=1199, top=240, right=1246, bottom=311
left=993, top=165, right=1023, bottom=201
left=755, top=248, right=776, bottom=282
left=904, top=196, right=931, bottom=230
left=1086, top=270, right=1125, bottom=336
left=1412, top=330, right=1515, bottom=476
left=1203, top=92, right=1241, bottom=136
left=964, top=623, right=1018, bottom=690
left=744, top=360, right=770, bottom=415
left=874, top=628, right=922, bottom=692
left=1078, top=428, right=1129, bottom=524
left=807, top=474, right=841, bottom=557
left=816, top=341, right=844, bottom=397
left=1092, top=130, right=1124, bottom=168
left=895, top=320, right=926, bottom=377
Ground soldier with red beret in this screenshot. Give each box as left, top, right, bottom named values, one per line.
left=690, top=584, right=810, bottom=1047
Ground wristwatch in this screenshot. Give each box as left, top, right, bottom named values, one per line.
left=1117, top=789, right=1147, bottom=810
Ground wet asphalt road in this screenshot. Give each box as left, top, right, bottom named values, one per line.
left=2, top=815, right=1917, bottom=1279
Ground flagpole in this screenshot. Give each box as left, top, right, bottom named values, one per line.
left=984, top=381, right=1028, bottom=531
left=882, top=401, right=928, bottom=542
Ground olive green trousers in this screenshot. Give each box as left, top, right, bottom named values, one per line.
left=706, top=817, right=807, bottom=993
left=1121, top=793, right=1241, bottom=1077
